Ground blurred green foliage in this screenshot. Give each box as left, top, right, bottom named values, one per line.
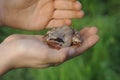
left=0, top=0, right=120, bottom=80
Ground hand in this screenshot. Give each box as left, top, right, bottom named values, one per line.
left=0, top=27, right=99, bottom=75
left=0, top=0, right=84, bottom=30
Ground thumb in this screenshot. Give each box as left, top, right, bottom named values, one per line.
left=47, top=47, right=76, bottom=64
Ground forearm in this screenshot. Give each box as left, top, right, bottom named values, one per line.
left=0, top=44, right=13, bottom=76
left=0, top=9, right=2, bottom=26
left=0, top=0, right=4, bottom=26
left=0, top=56, right=11, bottom=76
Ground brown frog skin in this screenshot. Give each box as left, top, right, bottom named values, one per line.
left=43, top=26, right=83, bottom=49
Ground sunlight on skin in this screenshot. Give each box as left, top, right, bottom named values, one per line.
left=0, top=27, right=99, bottom=76
left=0, top=0, right=99, bottom=76
left=0, top=0, right=84, bottom=30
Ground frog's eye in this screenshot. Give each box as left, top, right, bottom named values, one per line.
left=50, top=38, right=64, bottom=43
left=55, top=38, right=64, bottom=43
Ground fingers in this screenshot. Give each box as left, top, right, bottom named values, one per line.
left=47, top=1, right=83, bottom=28
left=53, top=1, right=84, bottom=19
left=46, top=19, right=71, bottom=28
left=80, top=27, right=90, bottom=36
left=77, top=27, right=99, bottom=55
left=67, top=35, right=99, bottom=58
left=55, top=1, right=82, bottom=10
left=53, top=10, right=84, bottom=19
left=49, top=10, right=84, bottom=27
left=67, top=27, right=99, bottom=58
left=81, top=27, right=98, bottom=39
left=76, top=35, right=99, bottom=55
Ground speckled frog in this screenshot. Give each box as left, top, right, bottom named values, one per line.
left=43, top=26, right=83, bottom=49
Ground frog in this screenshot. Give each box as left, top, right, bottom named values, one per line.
left=43, top=26, right=83, bottom=49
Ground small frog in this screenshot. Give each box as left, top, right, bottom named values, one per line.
left=43, top=26, right=83, bottom=49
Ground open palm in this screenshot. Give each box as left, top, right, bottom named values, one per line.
left=2, top=27, right=99, bottom=68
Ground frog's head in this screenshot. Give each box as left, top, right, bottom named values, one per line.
left=43, top=30, right=65, bottom=49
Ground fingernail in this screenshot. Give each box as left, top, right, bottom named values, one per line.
left=74, top=1, right=82, bottom=10
left=78, top=11, right=84, bottom=18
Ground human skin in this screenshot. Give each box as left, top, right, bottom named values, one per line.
left=0, top=27, right=99, bottom=76
left=0, top=0, right=99, bottom=76
left=0, top=0, right=84, bottom=30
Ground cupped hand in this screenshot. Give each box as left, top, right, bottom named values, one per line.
left=0, top=0, right=84, bottom=30
left=1, top=27, right=99, bottom=69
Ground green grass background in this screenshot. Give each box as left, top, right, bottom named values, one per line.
left=0, top=0, right=120, bottom=80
